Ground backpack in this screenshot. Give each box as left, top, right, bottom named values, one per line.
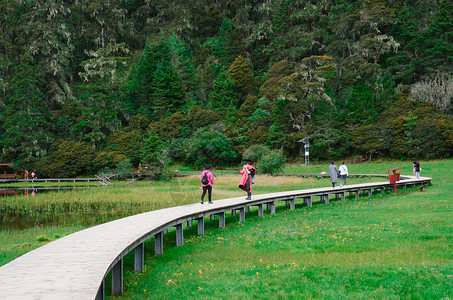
left=201, top=173, right=209, bottom=184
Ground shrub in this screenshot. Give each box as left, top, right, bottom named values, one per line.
left=242, top=144, right=270, bottom=164
left=258, top=149, right=287, bottom=175
left=37, top=140, right=95, bottom=178
left=186, top=128, right=236, bottom=166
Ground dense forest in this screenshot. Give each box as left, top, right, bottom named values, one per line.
left=0, top=0, right=452, bottom=178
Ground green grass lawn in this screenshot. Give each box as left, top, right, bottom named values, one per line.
left=1, top=159, right=451, bottom=298
left=113, top=160, right=452, bottom=299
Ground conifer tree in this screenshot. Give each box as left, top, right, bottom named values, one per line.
left=210, top=69, right=236, bottom=110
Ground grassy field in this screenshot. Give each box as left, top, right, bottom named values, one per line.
left=113, top=160, right=452, bottom=299
left=1, top=159, right=452, bottom=298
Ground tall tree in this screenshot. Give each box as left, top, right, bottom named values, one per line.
left=22, top=0, right=74, bottom=110
left=0, top=54, right=53, bottom=161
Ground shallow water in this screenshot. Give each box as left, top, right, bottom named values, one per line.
left=0, top=186, right=97, bottom=197
left=0, top=186, right=121, bottom=230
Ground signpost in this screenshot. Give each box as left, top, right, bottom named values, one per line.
left=298, top=138, right=310, bottom=166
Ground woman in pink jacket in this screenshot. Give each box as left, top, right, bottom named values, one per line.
left=238, top=162, right=255, bottom=200
left=200, top=165, right=214, bottom=204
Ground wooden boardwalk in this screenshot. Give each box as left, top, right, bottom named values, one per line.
left=0, top=178, right=101, bottom=184
left=0, top=175, right=431, bottom=300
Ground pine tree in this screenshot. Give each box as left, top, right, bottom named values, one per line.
left=210, top=69, right=236, bottom=111
left=149, top=60, right=184, bottom=119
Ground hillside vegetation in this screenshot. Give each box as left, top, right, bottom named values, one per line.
left=0, top=0, right=452, bottom=177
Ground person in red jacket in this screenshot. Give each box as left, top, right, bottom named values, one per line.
left=200, top=165, right=214, bottom=204
left=238, top=162, right=255, bottom=200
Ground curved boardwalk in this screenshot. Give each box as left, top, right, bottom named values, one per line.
left=0, top=175, right=431, bottom=300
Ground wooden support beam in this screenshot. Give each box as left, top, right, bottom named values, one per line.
left=176, top=223, right=183, bottom=246
left=258, top=204, right=264, bottom=217
left=239, top=208, right=245, bottom=222
left=112, top=259, right=123, bottom=296
left=134, top=243, right=144, bottom=273
left=155, top=232, right=163, bottom=256
left=219, top=212, right=225, bottom=228
left=197, top=217, right=205, bottom=236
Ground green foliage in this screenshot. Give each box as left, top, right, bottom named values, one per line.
left=242, top=144, right=270, bottom=164
left=107, top=128, right=143, bottom=165
left=257, top=149, right=287, bottom=175
left=352, top=124, right=386, bottom=161
left=141, top=131, right=164, bottom=163
left=185, top=128, right=237, bottom=166
left=37, top=140, right=95, bottom=178
left=1, top=0, right=452, bottom=171
left=227, top=56, right=255, bottom=105
left=210, top=69, right=237, bottom=110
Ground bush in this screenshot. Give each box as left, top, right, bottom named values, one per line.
left=258, top=149, right=287, bottom=175
left=37, top=140, right=95, bottom=178
left=242, top=144, right=270, bottom=164
left=186, top=128, right=236, bottom=166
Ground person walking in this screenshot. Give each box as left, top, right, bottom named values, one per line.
left=413, top=160, right=421, bottom=179
left=24, top=170, right=29, bottom=180
left=329, top=161, right=339, bottom=188
left=200, top=165, right=214, bottom=204
left=239, top=162, right=255, bottom=200
left=339, top=162, right=348, bottom=187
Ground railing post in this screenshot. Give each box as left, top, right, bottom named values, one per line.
left=210, top=214, right=216, bottom=221
left=307, top=196, right=312, bottom=207
left=239, top=207, right=245, bottom=222
left=232, top=209, right=236, bottom=216
left=355, top=191, right=359, bottom=199
left=187, top=219, right=193, bottom=227
left=341, top=192, right=345, bottom=201
left=197, top=217, right=205, bottom=236
left=324, top=194, right=329, bottom=205
left=219, top=212, right=225, bottom=228
left=176, top=223, right=183, bottom=246
left=134, top=242, right=144, bottom=272
left=155, top=231, right=163, bottom=256
left=112, top=259, right=123, bottom=296
left=245, top=206, right=250, bottom=214
left=368, top=189, right=372, bottom=197
left=270, top=202, right=276, bottom=214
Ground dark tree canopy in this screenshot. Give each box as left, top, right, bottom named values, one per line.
left=0, top=0, right=452, bottom=176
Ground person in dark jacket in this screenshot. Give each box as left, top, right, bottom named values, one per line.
left=413, top=160, right=421, bottom=179
left=200, top=165, right=214, bottom=204
left=328, top=161, right=339, bottom=188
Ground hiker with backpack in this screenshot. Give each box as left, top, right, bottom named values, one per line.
left=200, top=165, right=214, bottom=204
left=238, top=162, right=256, bottom=200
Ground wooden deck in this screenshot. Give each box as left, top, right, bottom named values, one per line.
left=0, top=178, right=101, bottom=184
left=0, top=175, right=431, bottom=300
